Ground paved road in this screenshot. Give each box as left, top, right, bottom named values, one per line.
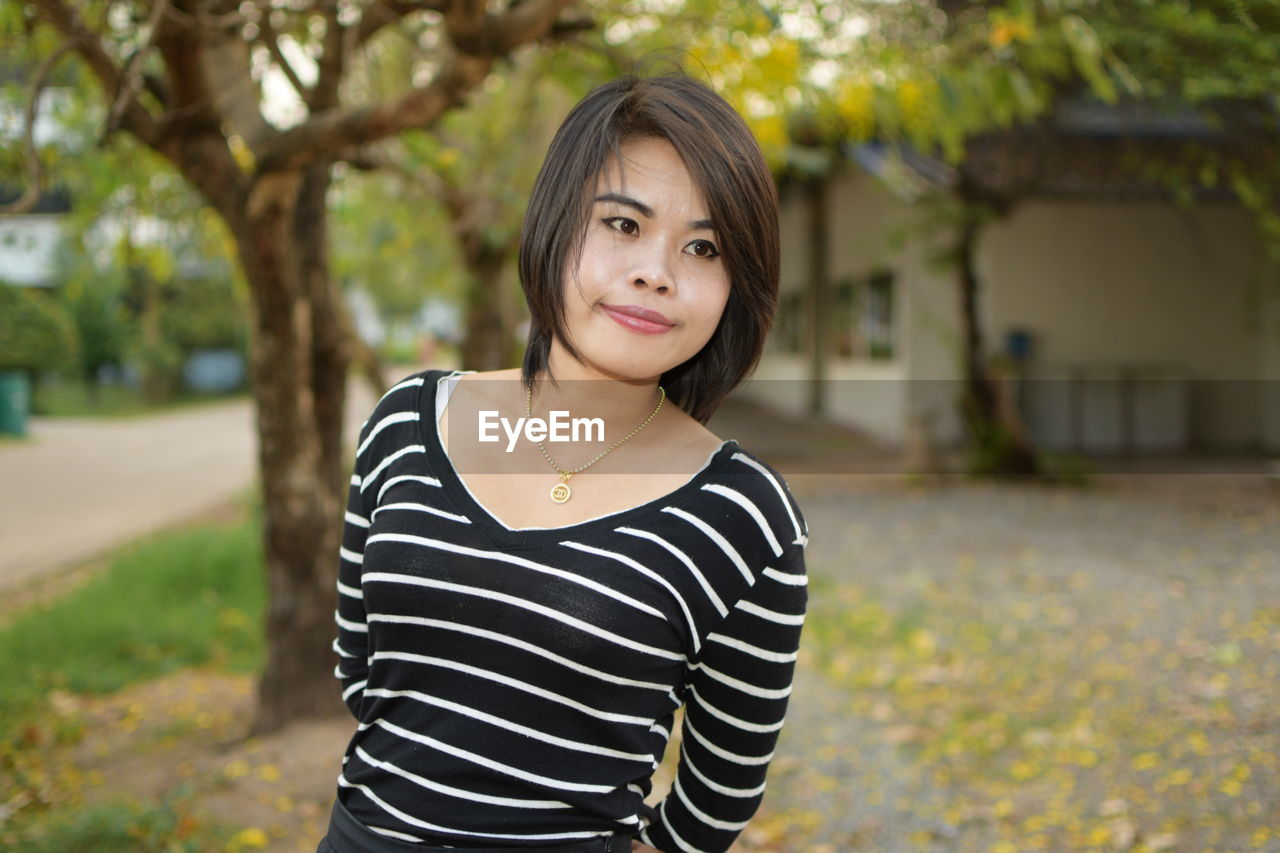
left=0, top=385, right=376, bottom=593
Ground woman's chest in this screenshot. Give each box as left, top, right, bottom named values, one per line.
left=457, top=471, right=702, bottom=529
left=437, top=399, right=725, bottom=530
left=358, top=519, right=696, bottom=683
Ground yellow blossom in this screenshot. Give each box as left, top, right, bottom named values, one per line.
left=990, top=20, right=1032, bottom=48
left=1133, top=752, right=1159, bottom=770
left=223, top=759, right=251, bottom=779
left=227, top=826, right=269, bottom=851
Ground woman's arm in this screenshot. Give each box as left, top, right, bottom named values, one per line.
left=643, top=541, right=808, bottom=853
left=332, top=423, right=376, bottom=718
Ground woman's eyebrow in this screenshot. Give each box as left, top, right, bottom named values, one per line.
left=595, top=193, right=715, bottom=231
left=595, top=192, right=654, bottom=218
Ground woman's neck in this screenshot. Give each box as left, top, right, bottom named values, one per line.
left=534, top=349, right=665, bottom=428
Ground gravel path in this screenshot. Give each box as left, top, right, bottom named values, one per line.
left=755, top=475, right=1280, bottom=852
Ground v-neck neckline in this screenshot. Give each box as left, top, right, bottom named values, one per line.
left=416, top=369, right=737, bottom=550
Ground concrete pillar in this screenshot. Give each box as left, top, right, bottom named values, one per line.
left=1261, top=255, right=1280, bottom=454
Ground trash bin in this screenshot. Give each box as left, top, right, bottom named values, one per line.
left=0, top=370, right=31, bottom=436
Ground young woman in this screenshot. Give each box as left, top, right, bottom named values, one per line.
left=322, top=75, right=808, bottom=853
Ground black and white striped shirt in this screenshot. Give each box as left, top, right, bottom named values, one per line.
left=332, top=369, right=808, bottom=853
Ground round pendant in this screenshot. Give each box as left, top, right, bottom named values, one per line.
left=549, top=482, right=572, bottom=504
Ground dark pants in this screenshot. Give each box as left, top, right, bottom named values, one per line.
left=316, top=797, right=634, bottom=853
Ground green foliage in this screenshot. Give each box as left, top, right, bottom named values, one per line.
left=58, top=269, right=130, bottom=384
left=638, top=0, right=1278, bottom=253
left=1089, top=0, right=1280, bottom=254
left=332, top=44, right=599, bottom=346
left=4, top=44, right=248, bottom=388
left=331, top=167, right=462, bottom=327
left=155, top=274, right=248, bottom=354
left=132, top=336, right=184, bottom=401
left=1040, top=451, right=1096, bottom=486
left=0, top=284, right=77, bottom=374
left=378, top=334, right=432, bottom=367
left=965, top=424, right=1036, bottom=477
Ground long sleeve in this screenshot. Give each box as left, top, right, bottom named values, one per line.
left=644, top=540, right=808, bottom=853
left=332, top=421, right=375, bottom=719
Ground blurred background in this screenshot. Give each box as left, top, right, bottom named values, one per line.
left=1, top=1, right=1278, bottom=850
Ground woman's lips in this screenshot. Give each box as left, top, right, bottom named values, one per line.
left=599, top=304, right=676, bottom=335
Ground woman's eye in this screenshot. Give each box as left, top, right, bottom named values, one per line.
left=603, top=217, right=638, bottom=235
left=684, top=239, right=720, bottom=259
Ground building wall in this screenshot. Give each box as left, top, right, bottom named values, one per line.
left=757, top=168, right=1274, bottom=454
left=981, top=201, right=1268, bottom=451
left=0, top=215, right=62, bottom=286
left=748, top=167, right=919, bottom=446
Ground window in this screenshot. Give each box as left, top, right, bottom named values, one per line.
left=771, top=290, right=807, bottom=354
left=835, top=271, right=895, bottom=360
left=769, top=271, right=895, bottom=360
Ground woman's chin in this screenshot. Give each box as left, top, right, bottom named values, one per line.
left=551, top=342, right=686, bottom=384
left=584, top=361, right=670, bottom=384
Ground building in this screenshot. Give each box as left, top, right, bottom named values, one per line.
left=743, top=96, right=1280, bottom=460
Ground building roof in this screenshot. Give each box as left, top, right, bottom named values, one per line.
left=849, top=95, right=1262, bottom=204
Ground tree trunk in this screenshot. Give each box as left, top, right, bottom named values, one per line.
left=956, top=212, right=996, bottom=425
left=170, top=149, right=351, bottom=734
left=28, top=0, right=582, bottom=744
left=954, top=181, right=1040, bottom=476
left=239, top=172, right=348, bottom=734
left=459, top=248, right=514, bottom=371
left=297, top=162, right=350, bottom=499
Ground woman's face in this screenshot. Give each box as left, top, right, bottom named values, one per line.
left=549, top=136, right=731, bottom=384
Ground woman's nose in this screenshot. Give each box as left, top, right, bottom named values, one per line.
left=629, top=252, right=675, bottom=294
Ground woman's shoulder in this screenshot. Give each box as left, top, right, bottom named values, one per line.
left=351, top=368, right=465, bottom=458
left=357, top=369, right=433, bottom=425
left=639, top=403, right=808, bottom=552
left=359, top=366, right=480, bottom=422
left=694, top=439, right=809, bottom=552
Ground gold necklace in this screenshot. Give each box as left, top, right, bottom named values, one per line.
left=525, top=385, right=666, bottom=504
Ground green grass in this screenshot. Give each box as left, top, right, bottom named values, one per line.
left=0, top=507, right=265, bottom=851
left=6, top=792, right=232, bottom=852
left=32, top=379, right=247, bottom=418
left=0, top=506, right=265, bottom=739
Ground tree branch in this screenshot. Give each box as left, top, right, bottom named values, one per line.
left=146, top=0, right=239, bottom=140
left=0, top=42, right=74, bottom=217
left=197, top=1, right=277, bottom=152
left=142, top=72, right=171, bottom=108
left=311, top=0, right=346, bottom=111
left=257, top=49, right=492, bottom=173
left=355, top=0, right=447, bottom=48
left=255, top=5, right=311, bottom=103
left=546, top=13, right=594, bottom=42
left=484, top=0, right=578, bottom=53
left=339, top=147, right=444, bottom=196
left=102, top=0, right=170, bottom=144
left=255, top=0, right=576, bottom=174
left=30, top=0, right=162, bottom=145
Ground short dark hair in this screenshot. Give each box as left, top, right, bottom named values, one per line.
left=518, top=74, right=779, bottom=425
